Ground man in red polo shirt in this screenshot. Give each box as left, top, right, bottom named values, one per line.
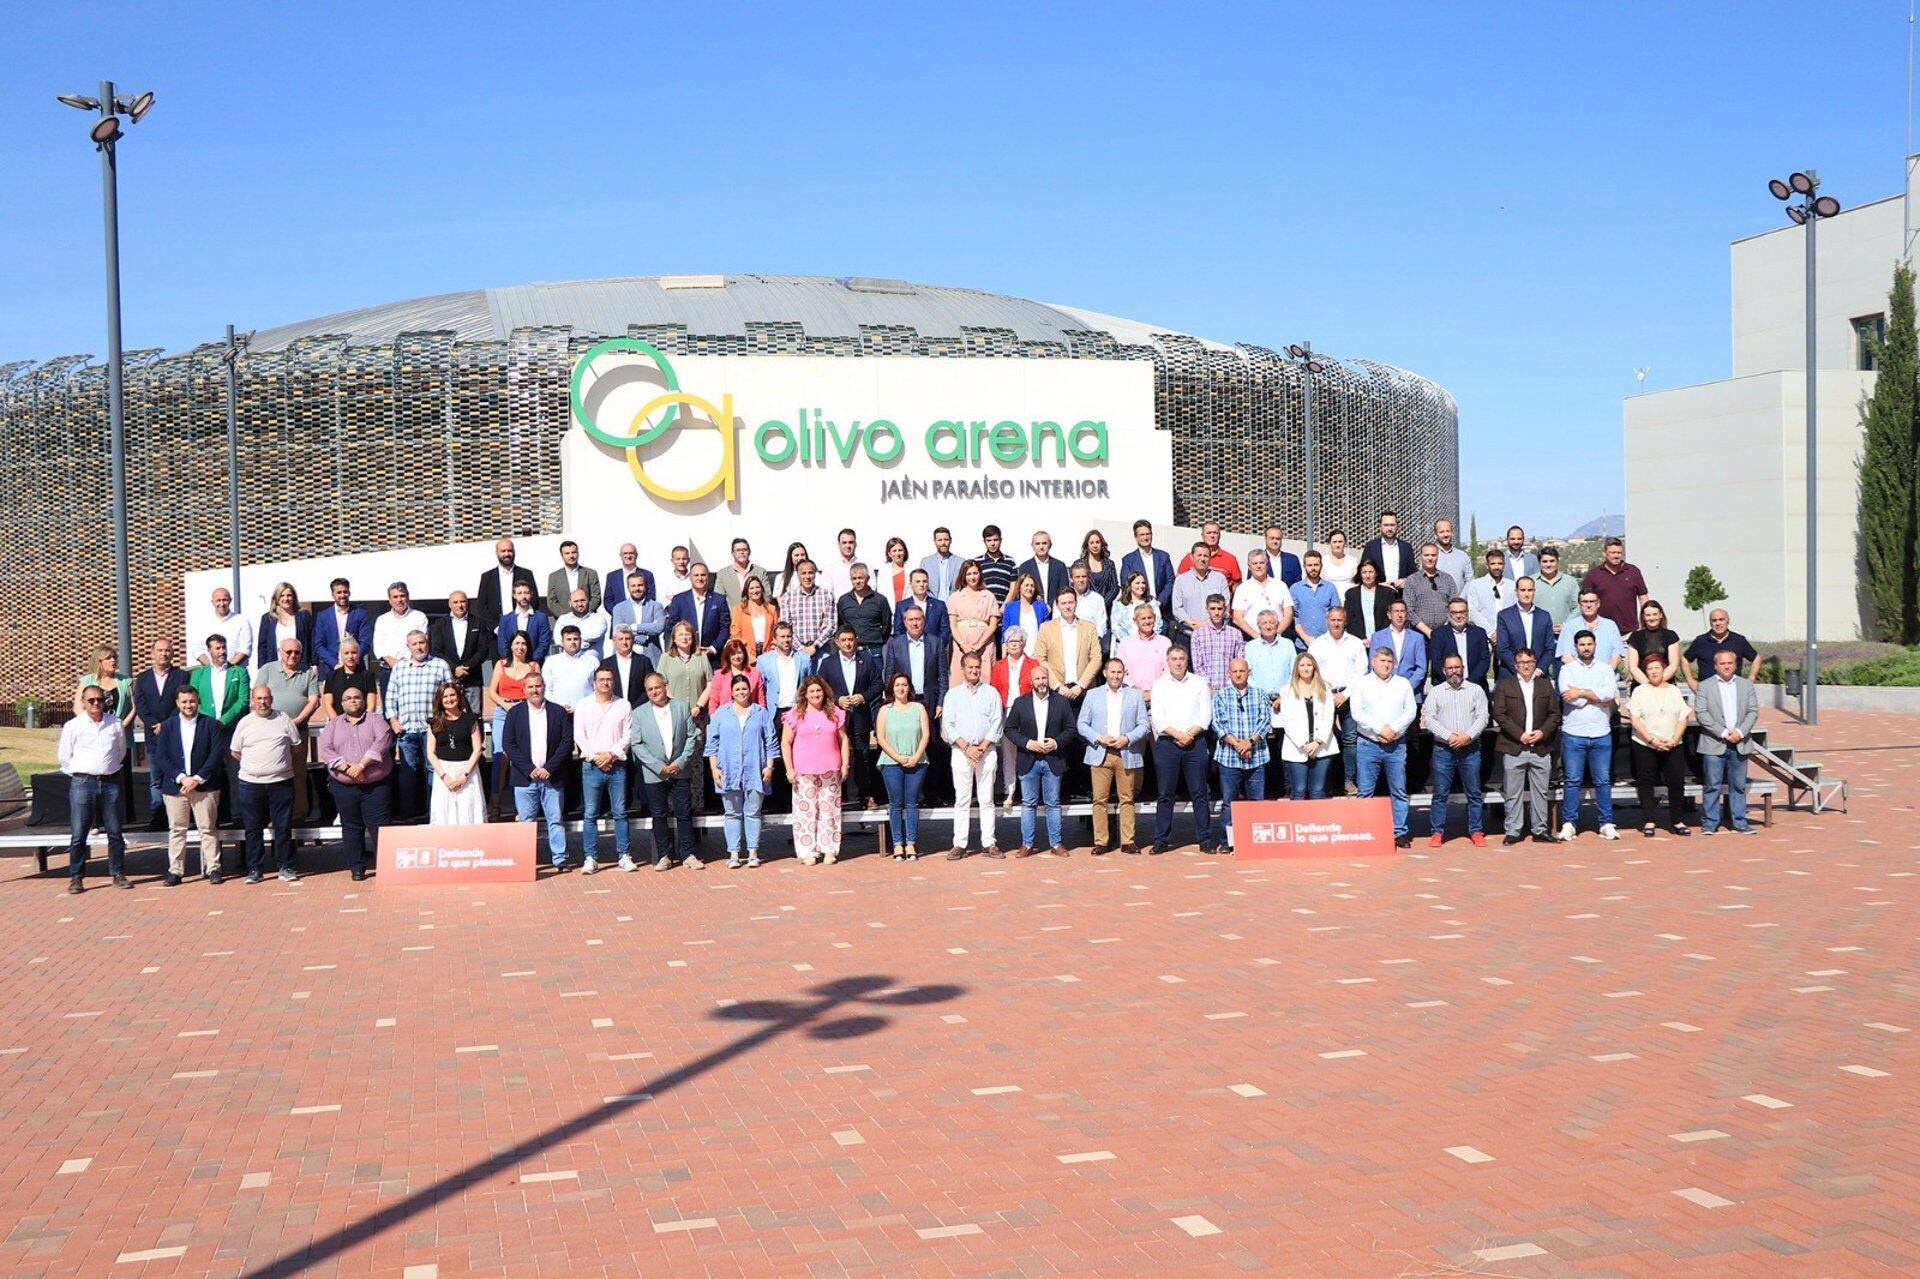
left=1178, top=520, right=1242, bottom=588
left=1581, top=537, right=1647, bottom=634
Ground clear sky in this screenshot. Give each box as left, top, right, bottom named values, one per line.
left=2, top=2, right=1911, bottom=536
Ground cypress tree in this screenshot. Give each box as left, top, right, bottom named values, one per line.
left=1857, top=262, right=1918, bottom=642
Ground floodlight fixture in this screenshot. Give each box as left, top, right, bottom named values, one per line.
left=1768, top=178, right=1792, bottom=200
left=1789, top=171, right=1814, bottom=194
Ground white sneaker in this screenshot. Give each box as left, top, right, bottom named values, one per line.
left=1558, top=822, right=1576, bottom=842
left=618, top=855, right=637, bottom=873
left=1598, top=823, right=1620, bottom=841
left=652, top=857, right=671, bottom=872
left=746, top=855, right=762, bottom=868
left=582, top=858, right=598, bottom=875
left=684, top=854, right=704, bottom=868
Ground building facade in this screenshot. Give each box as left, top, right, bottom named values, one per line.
left=0, top=275, right=1456, bottom=700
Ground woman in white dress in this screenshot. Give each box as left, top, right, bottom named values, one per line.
left=1319, top=529, right=1359, bottom=591
left=427, top=681, right=486, bottom=825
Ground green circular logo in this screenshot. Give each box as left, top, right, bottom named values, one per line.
left=569, top=338, right=682, bottom=449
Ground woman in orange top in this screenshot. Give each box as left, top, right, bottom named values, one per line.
left=880, top=536, right=912, bottom=606
left=729, top=575, right=781, bottom=658
left=945, top=558, right=998, bottom=684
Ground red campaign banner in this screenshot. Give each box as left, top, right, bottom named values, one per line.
left=375, top=822, right=537, bottom=885
left=1231, top=798, right=1398, bottom=859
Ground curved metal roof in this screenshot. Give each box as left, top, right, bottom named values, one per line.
left=246, top=274, right=1142, bottom=353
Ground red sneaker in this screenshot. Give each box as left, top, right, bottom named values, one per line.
left=1427, top=832, right=1444, bottom=848
left=1469, top=832, right=1487, bottom=847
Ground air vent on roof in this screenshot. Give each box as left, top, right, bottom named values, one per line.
left=658, top=274, right=727, bottom=290
left=842, top=277, right=916, bottom=295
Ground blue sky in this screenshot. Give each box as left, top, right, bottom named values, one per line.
left=2, top=2, right=1911, bottom=536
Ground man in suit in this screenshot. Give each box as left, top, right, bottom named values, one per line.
left=311, top=578, right=374, bottom=680
left=629, top=672, right=701, bottom=869
left=1017, top=530, right=1071, bottom=606
left=1261, top=525, right=1305, bottom=587
left=1495, top=577, right=1556, bottom=680
left=1694, top=647, right=1761, bottom=835
left=494, top=580, right=553, bottom=660
left=598, top=624, right=655, bottom=704
left=1076, top=657, right=1150, bottom=854
left=1427, top=598, right=1492, bottom=688
left=1004, top=664, right=1078, bottom=857
left=1368, top=600, right=1428, bottom=698
left=133, top=637, right=187, bottom=828
left=755, top=622, right=813, bottom=714
left=1121, top=518, right=1176, bottom=624
left=150, top=684, right=223, bottom=885
left=666, top=562, right=731, bottom=659
left=894, top=569, right=950, bottom=643
left=882, top=604, right=951, bottom=715
left=818, top=626, right=883, bottom=808
left=1502, top=525, right=1541, bottom=582
left=501, top=672, right=574, bottom=870
left=1490, top=647, right=1560, bottom=844
left=607, top=570, right=669, bottom=661
left=545, top=539, right=601, bottom=616
left=605, top=543, right=657, bottom=612
left=920, top=526, right=961, bottom=599
left=1032, top=588, right=1101, bottom=704
left=714, top=537, right=773, bottom=608
left=429, top=590, right=492, bottom=714
left=189, top=633, right=253, bottom=811
left=1360, top=510, right=1419, bottom=592
left=475, top=538, right=537, bottom=635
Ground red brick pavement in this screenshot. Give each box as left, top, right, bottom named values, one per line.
left=0, top=709, right=1914, bottom=1276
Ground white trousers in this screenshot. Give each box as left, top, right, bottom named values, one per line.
left=950, top=747, right=999, bottom=849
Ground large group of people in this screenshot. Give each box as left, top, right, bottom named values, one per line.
left=56, top=517, right=1769, bottom=890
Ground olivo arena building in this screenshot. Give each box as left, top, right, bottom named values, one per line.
left=0, top=275, right=1457, bottom=697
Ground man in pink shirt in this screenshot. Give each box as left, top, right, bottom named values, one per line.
left=573, top=668, right=634, bottom=872
left=1115, top=603, right=1173, bottom=704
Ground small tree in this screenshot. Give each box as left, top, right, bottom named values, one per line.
left=1683, top=564, right=1728, bottom=627
left=1466, top=512, right=1481, bottom=565
left=1857, top=262, right=1918, bottom=641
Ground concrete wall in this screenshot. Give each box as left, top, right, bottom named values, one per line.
left=1733, top=191, right=1908, bottom=378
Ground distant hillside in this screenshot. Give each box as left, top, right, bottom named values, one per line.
left=1565, top=513, right=1623, bottom=540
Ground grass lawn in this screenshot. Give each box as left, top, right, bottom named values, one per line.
left=0, top=727, right=61, bottom=781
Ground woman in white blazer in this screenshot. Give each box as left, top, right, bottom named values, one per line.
left=1278, top=654, right=1338, bottom=799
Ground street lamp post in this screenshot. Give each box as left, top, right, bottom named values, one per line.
left=221, top=326, right=251, bottom=603
left=1284, top=342, right=1325, bottom=557
left=58, top=81, right=154, bottom=673
left=1768, top=170, right=1842, bottom=725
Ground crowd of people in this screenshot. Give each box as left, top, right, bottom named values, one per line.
left=56, top=515, right=1768, bottom=891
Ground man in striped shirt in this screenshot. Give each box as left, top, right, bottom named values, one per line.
left=976, top=524, right=1018, bottom=603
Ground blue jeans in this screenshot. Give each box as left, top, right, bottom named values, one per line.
left=1215, top=761, right=1265, bottom=846
left=1335, top=703, right=1358, bottom=790
left=720, top=788, right=765, bottom=855
left=67, top=773, right=126, bottom=879
left=394, top=729, right=429, bottom=822
left=1284, top=756, right=1332, bottom=800
left=1428, top=742, right=1484, bottom=835
left=1355, top=737, right=1408, bottom=837
left=1152, top=736, right=1211, bottom=848
left=1701, top=752, right=1750, bottom=832
left=1561, top=734, right=1614, bottom=828
left=881, top=762, right=926, bottom=845
left=1019, top=762, right=1063, bottom=849
left=514, top=781, right=568, bottom=865
left=580, top=764, right=630, bottom=859
left=236, top=777, right=294, bottom=874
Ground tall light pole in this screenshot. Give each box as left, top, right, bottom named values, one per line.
left=1284, top=342, right=1324, bottom=554
left=1768, top=170, right=1842, bottom=725
left=58, top=81, right=154, bottom=673
left=221, top=326, right=252, bottom=603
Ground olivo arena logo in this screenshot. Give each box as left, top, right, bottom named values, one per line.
left=570, top=338, right=1113, bottom=503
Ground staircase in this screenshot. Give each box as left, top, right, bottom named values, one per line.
left=1751, top=726, right=1850, bottom=814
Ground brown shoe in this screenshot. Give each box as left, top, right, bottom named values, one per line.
left=1013, top=845, right=1034, bottom=858
left=1119, top=842, right=1139, bottom=855
left=945, top=846, right=971, bottom=861
left=983, top=845, right=1005, bottom=859
left=1048, top=845, right=1069, bottom=858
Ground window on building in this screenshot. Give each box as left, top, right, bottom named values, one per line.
left=1854, top=313, right=1887, bottom=371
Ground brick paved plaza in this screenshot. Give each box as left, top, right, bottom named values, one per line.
left=1, top=708, right=1914, bottom=1277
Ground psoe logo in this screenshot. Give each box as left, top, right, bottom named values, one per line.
left=1250, top=822, right=1293, bottom=844
left=394, top=847, right=435, bottom=870
left=569, top=339, right=737, bottom=503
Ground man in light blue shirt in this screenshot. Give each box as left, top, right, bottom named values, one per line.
left=1502, top=525, right=1541, bottom=581
left=1555, top=589, right=1624, bottom=670
left=1556, top=630, right=1619, bottom=840
left=920, top=526, right=961, bottom=599
left=1169, top=543, right=1231, bottom=639
left=1433, top=520, right=1472, bottom=589
left=1288, top=551, right=1341, bottom=650
left=1243, top=609, right=1296, bottom=712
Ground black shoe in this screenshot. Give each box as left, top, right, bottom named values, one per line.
left=207, top=870, right=222, bottom=885
left=1502, top=835, right=1523, bottom=847
left=112, top=874, right=133, bottom=889
left=163, top=872, right=182, bottom=887
left=350, top=868, right=366, bottom=882
left=1149, top=843, right=1168, bottom=855
left=245, top=871, right=263, bottom=884
left=1393, top=834, right=1412, bottom=849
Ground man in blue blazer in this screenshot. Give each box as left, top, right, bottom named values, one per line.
left=1427, top=598, right=1492, bottom=688
left=882, top=606, right=950, bottom=713
left=1260, top=526, right=1304, bottom=587
left=1494, top=579, right=1557, bottom=680
left=133, top=639, right=187, bottom=826
left=754, top=624, right=814, bottom=709
left=665, top=563, right=731, bottom=658
left=1369, top=601, right=1430, bottom=699
left=311, top=578, right=374, bottom=679
left=1076, top=657, right=1150, bottom=854
left=605, top=543, right=658, bottom=614
left=502, top=673, right=574, bottom=870
left=893, top=571, right=951, bottom=642
left=1120, top=519, right=1176, bottom=621
left=1003, top=665, right=1079, bottom=857
left=494, top=582, right=554, bottom=660
left=149, top=685, right=225, bottom=885
left=818, top=627, right=884, bottom=807
left=1359, top=511, right=1419, bottom=591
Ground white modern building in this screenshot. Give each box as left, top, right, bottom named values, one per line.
left=1625, top=165, right=1917, bottom=641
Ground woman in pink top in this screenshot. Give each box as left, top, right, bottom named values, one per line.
left=945, top=558, right=998, bottom=683
left=706, top=640, right=766, bottom=713
left=781, top=675, right=849, bottom=865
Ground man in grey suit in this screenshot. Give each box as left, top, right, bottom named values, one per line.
left=1694, top=647, right=1760, bottom=834
left=1075, top=657, right=1151, bottom=854
left=545, top=540, right=602, bottom=616
left=629, top=672, right=702, bottom=869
